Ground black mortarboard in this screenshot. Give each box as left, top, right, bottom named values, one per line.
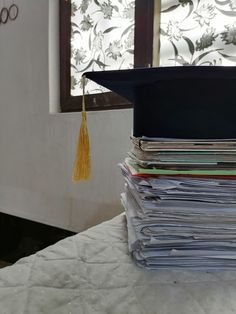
left=85, top=66, right=236, bottom=139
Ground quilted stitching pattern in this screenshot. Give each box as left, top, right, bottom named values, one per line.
left=0, top=215, right=236, bottom=314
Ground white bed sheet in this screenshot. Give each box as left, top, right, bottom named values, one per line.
left=1, top=214, right=236, bottom=314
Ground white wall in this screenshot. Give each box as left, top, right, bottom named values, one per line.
left=0, top=0, right=132, bottom=232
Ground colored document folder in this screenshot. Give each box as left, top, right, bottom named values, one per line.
left=126, top=158, right=236, bottom=176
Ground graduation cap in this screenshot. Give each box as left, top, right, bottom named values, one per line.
left=73, top=66, right=236, bottom=181
left=85, top=66, right=236, bottom=139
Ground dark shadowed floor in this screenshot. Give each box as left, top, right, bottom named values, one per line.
left=0, top=260, right=12, bottom=268
left=0, top=212, right=75, bottom=266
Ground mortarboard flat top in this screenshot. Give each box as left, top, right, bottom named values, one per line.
left=85, top=66, right=236, bottom=139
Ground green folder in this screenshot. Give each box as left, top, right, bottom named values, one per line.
left=128, top=160, right=236, bottom=176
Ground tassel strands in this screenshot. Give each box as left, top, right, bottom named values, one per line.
left=72, top=76, right=91, bottom=181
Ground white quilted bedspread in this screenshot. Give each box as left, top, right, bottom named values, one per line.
left=1, top=214, right=236, bottom=314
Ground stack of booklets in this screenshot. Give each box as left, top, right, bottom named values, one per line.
left=83, top=65, right=236, bottom=269
left=121, top=137, right=236, bottom=269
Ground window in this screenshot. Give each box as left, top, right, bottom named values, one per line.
left=159, top=0, right=236, bottom=67
left=60, top=0, right=155, bottom=112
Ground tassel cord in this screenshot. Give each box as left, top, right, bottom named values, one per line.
left=72, top=75, right=91, bottom=181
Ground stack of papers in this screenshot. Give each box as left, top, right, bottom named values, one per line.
left=121, top=137, right=236, bottom=269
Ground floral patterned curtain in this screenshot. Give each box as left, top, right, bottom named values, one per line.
left=160, top=0, right=236, bottom=66
left=71, top=0, right=135, bottom=96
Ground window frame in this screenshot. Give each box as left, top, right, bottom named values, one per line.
left=60, top=0, right=154, bottom=112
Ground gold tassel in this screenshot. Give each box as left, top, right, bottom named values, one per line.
left=72, top=76, right=91, bottom=181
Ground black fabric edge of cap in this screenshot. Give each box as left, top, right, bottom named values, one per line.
left=84, top=66, right=236, bottom=103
